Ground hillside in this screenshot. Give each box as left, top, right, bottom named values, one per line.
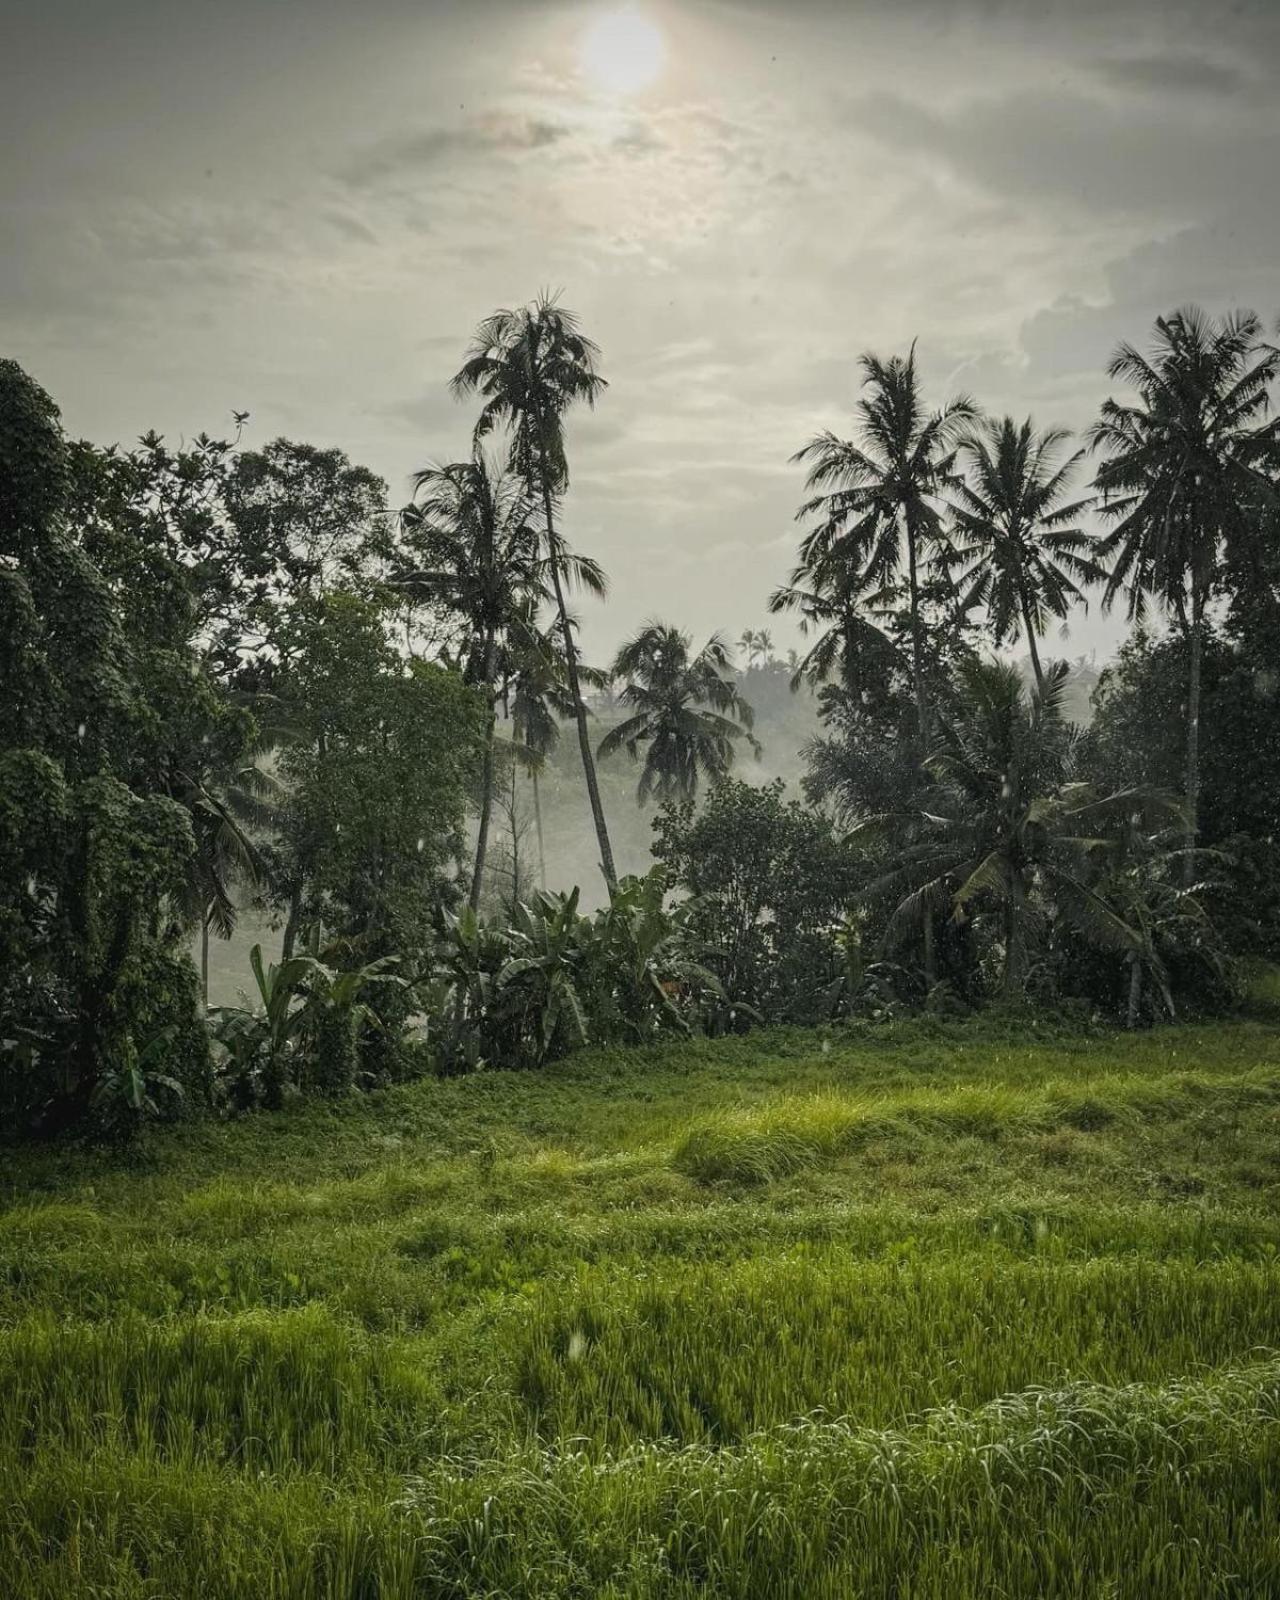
left=4, top=1007, right=1280, bottom=1596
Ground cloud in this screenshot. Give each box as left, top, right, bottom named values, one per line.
left=1091, top=53, right=1248, bottom=97
left=340, top=115, right=569, bottom=186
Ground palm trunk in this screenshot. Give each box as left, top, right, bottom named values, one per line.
left=1183, top=589, right=1204, bottom=887
left=1126, top=956, right=1143, bottom=1030
left=905, top=515, right=936, bottom=991
left=905, top=518, right=930, bottom=750
left=535, top=437, right=617, bottom=894
left=469, top=630, right=498, bottom=912
left=1002, top=891, right=1022, bottom=997
left=1018, top=585, right=1047, bottom=699
left=200, top=910, right=210, bottom=1010
left=281, top=882, right=303, bottom=960
left=532, top=766, right=546, bottom=888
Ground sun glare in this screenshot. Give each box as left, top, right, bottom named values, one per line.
left=580, top=5, right=665, bottom=94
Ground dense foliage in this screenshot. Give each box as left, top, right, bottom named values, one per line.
left=3, top=295, right=1279, bottom=1139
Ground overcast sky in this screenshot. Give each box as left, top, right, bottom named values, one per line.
left=4, top=0, right=1278, bottom=664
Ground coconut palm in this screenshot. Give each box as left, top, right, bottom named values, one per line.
left=778, top=345, right=976, bottom=746
left=861, top=657, right=1180, bottom=997
left=1089, top=307, right=1280, bottom=878
left=399, top=452, right=541, bottom=910
left=506, top=609, right=601, bottom=888
left=175, top=750, right=280, bottom=1007
left=450, top=294, right=618, bottom=890
left=599, top=623, right=758, bottom=804
left=946, top=416, right=1102, bottom=696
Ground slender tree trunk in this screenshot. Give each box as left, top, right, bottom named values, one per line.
left=200, top=910, right=210, bottom=1010
left=1126, top=956, right=1143, bottom=1030
left=469, top=630, right=498, bottom=912
left=1183, top=589, right=1204, bottom=887
left=532, top=766, right=546, bottom=887
left=905, top=519, right=931, bottom=750
left=281, top=883, right=303, bottom=959
left=535, top=437, right=617, bottom=893
left=1018, top=585, right=1047, bottom=699
left=1002, top=890, right=1022, bottom=997
left=905, top=515, right=936, bottom=991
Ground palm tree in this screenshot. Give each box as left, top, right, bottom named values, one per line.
left=946, top=416, right=1101, bottom=697
left=399, top=451, right=543, bottom=910
left=176, top=752, right=280, bottom=1006
left=1088, top=307, right=1280, bottom=877
left=599, top=623, right=758, bottom=804
left=780, top=345, right=976, bottom=748
left=451, top=294, right=619, bottom=891
left=506, top=610, right=590, bottom=888
left=862, top=657, right=1178, bottom=997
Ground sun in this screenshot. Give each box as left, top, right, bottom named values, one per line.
left=580, top=5, right=665, bottom=95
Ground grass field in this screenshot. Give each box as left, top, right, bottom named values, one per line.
left=3, top=1005, right=1280, bottom=1597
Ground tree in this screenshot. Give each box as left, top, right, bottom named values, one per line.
left=506, top=609, right=585, bottom=888
left=1, top=360, right=209, bottom=1131
left=946, top=416, right=1100, bottom=696
left=653, top=778, right=862, bottom=1020
left=399, top=452, right=545, bottom=911
left=272, top=592, right=486, bottom=962
left=779, top=345, right=976, bottom=746
left=1089, top=307, right=1280, bottom=877
left=450, top=294, right=618, bottom=890
left=599, top=623, right=758, bottom=804
left=862, top=657, right=1178, bottom=998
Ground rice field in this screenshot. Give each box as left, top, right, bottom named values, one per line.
left=3, top=1007, right=1280, bottom=1596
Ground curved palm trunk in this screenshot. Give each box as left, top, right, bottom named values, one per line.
left=1182, top=589, right=1204, bottom=887
left=1017, top=583, right=1047, bottom=699
left=468, top=630, right=498, bottom=913
left=534, top=440, right=618, bottom=894
left=905, top=514, right=937, bottom=991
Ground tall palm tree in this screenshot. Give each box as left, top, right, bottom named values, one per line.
left=862, top=657, right=1178, bottom=997
left=780, top=344, right=976, bottom=748
left=1088, top=307, right=1280, bottom=875
left=946, top=416, right=1101, bottom=697
left=599, top=623, right=758, bottom=804
left=506, top=609, right=596, bottom=888
left=400, top=452, right=599, bottom=910
left=451, top=294, right=619, bottom=891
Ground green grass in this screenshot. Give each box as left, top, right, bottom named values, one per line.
left=3, top=1007, right=1280, bottom=1595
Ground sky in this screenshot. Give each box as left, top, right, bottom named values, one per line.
left=4, top=0, right=1279, bottom=666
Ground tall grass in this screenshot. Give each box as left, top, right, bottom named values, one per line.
left=3, top=1009, right=1279, bottom=1595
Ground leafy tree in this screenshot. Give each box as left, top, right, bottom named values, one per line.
left=653, top=778, right=862, bottom=1021
left=450, top=294, right=618, bottom=889
left=600, top=623, right=757, bottom=804
left=222, top=438, right=394, bottom=686
left=946, top=417, right=1100, bottom=696
left=0, top=360, right=208, bottom=1131
left=272, top=592, right=486, bottom=963
left=1089, top=307, right=1280, bottom=876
